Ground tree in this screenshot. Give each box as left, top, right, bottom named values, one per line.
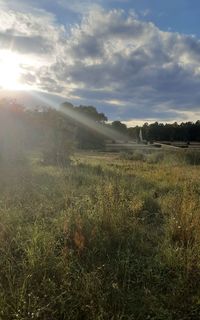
left=111, top=121, right=128, bottom=135
left=0, top=101, right=75, bottom=166
left=77, top=105, right=107, bottom=123
left=128, top=126, right=140, bottom=140
left=0, top=100, right=28, bottom=164
left=40, top=108, right=75, bottom=166
left=60, top=102, right=108, bottom=150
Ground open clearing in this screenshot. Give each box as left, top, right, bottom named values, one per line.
left=1, top=151, right=200, bottom=319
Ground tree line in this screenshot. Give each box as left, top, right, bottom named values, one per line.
left=128, top=121, right=200, bottom=142
left=109, top=120, right=200, bottom=143
left=1, top=98, right=200, bottom=166
left=0, top=99, right=109, bottom=165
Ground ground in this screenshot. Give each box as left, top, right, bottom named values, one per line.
left=0, top=151, right=200, bottom=319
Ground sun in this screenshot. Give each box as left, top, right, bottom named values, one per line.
left=0, top=51, right=29, bottom=91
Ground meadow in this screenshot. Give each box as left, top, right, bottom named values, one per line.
left=1, top=150, right=200, bottom=319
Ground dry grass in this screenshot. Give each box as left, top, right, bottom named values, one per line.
left=0, top=152, right=200, bottom=319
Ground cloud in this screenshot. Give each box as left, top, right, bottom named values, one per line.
left=1, top=4, right=200, bottom=122
left=0, top=7, right=65, bottom=57
left=0, top=31, right=53, bottom=54
left=49, top=8, right=200, bottom=121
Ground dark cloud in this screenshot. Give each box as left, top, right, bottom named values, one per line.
left=70, top=35, right=104, bottom=58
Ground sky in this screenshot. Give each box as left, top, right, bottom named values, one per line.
left=1, top=0, right=200, bottom=125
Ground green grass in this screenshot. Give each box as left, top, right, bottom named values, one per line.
left=1, top=152, right=200, bottom=319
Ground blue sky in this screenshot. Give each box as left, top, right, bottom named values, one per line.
left=32, top=0, right=200, bottom=34
left=0, top=0, right=200, bottom=125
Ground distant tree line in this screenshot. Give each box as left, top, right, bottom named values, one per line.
left=1, top=98, right=200, bottom=166
left=108, top=120, right=200, bottom=143
left=62, top=102, right=200, bottom=143
left=127, top=121, right=200, bottom=142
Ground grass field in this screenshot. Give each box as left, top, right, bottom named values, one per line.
left=1, top=151, right=200, bottom=319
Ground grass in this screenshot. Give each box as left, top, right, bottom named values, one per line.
left=1, top=151, right=200, bottom=319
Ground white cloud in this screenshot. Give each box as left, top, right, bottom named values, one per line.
left=0, top=4, right=200, bottom=121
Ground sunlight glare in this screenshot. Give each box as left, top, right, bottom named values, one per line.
left=0, top=51, right=29, bottom=91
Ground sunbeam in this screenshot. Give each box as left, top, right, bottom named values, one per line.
left=29, top=90, right=129, bottom=141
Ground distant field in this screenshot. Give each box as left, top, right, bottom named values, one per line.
left=1, top=151, right=200, bottom=319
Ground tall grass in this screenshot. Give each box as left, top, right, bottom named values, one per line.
left=0, top=152, right=200, bottom=319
